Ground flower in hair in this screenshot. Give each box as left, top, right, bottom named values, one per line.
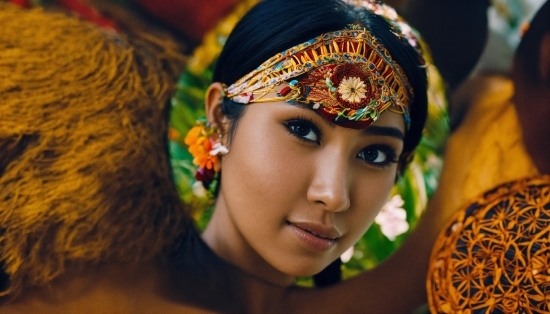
left=184, top=125, right=220, bottom=172
left=184, top=119, right=228, bottom=194
left=210, top=142, right=229, bottom=156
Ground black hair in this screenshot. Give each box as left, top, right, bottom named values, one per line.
left=516, top=0, right=550, bottom=83
left=212, top=0, right=428, bottom=286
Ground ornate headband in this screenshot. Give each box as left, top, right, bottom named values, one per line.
left=344, top=0, right=423, bottom=55
left=223, top=24, right=413, bottom=129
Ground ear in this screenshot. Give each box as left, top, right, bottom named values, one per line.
left=539, top=32, right=550, bottom=83
left=204, top=83, right=230, bottom=139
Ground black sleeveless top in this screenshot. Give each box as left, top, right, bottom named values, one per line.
left=164, top=226, right=261, bottom=312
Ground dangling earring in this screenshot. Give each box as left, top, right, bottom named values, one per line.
left=184, top=118, right=228, bottom=197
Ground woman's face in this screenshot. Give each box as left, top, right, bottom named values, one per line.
left=203, top=86, right=405, bottom=284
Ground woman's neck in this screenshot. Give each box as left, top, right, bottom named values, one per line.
left=201, top=193, right=294, bottom=287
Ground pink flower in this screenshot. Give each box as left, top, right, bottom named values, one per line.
left=374, top=194, right=409, bottom=241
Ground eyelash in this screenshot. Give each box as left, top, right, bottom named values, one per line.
left=284, top=116, right=321, bottom=145
left=358, top=144, right=399, bottom=169
left=284, top=117, right=399, bottom=169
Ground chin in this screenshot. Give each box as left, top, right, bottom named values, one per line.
left=275, top=256, right=336, bottom=278
left=283, top=268, right=323, bottom=278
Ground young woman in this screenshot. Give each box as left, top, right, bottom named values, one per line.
left=0, top=0, right=427, bottom=312
left=168, top=0, right=427, bottom=310
left=188, top=0, right=427, bottom=284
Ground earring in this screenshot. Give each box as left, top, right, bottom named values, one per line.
left=184, top=118, right=228, bottom=197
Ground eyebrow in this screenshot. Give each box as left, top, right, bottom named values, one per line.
left=362, top=125, right=404, bottom=140
left=288, top=102, right=405, bottom=140
left=290, top=103, right=338, bottom=127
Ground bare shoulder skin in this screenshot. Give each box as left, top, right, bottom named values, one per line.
left=0, top=261, right=215, bottom=314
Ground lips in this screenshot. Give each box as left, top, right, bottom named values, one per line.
left=287, top=221, right=341, bottom=252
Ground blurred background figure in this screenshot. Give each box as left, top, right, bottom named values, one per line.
left=426, top=1, right=550, bottom=312
left=474, top=0, right=547, bottom=74
left=0, top=0, right=189, bottom=305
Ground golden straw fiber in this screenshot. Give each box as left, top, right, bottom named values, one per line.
left=428, top=175, right=550, bottom=313
left=0, top=3, right=189, bottom=298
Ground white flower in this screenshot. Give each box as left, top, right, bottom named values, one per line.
left=210, top=142, right=229, bottom=156
left=337, top=76, right=367, bottom=103
left=192, top=181, right=207, bottom=198
left=374, top=194, right=409, bottom=241
left=378, top=6, right=398, bottom=20
left=340, top=246, right=354, bottom=263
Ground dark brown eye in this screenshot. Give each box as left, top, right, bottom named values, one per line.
left=286, top=119, right=320, bottom=143
left=357, top=144, right=398, bottom=169
left=358, top=148, right=385, bottom=163
left=292, top=124, right=311, bottom=137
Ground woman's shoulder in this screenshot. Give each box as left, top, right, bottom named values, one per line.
left=0, top=260, right=215, bottom=314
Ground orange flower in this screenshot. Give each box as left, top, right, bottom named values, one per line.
left=194, top=152, right=219, bottom=170
left=188, top=137, right=209, bottom=157
left=184, top=125, right=221, bottom=170
left=168, top=127, right=180, bottom=141
left=184, top=125, right=203, bottom=146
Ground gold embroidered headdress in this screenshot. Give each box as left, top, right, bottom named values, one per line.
left=223, top=24, right=413, bottom=129
left=344, top=0, right=422, bottom=54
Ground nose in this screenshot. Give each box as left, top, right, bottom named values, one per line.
left=306, top=151, right=351, bottom=213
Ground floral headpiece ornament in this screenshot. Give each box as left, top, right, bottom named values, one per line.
left=343, top=0, right=423, bottom=55
left=184, top=118, right=228, bottom=197
left=223, top=24, right=414, bottom=129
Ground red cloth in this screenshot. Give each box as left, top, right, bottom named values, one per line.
left=9, top=0, right=31, bottom=8
left=134, top=0, right=239, bottom=41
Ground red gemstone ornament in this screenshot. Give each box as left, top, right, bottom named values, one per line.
left=278, top=86, right=291, bottom=96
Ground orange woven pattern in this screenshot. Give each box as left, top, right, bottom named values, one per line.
left=0, top=2, right=188, bottom=298
left=427, top=175, right=550, bottom=314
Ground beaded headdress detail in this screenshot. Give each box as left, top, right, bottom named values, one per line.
left=223, top=24, right=413, bottom=129
left=344, top=0, right=423, bottom=55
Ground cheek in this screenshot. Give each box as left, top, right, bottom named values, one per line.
left=219, top=113, right=310, bottom=228
left=344, top=170, right=396, bottom=242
